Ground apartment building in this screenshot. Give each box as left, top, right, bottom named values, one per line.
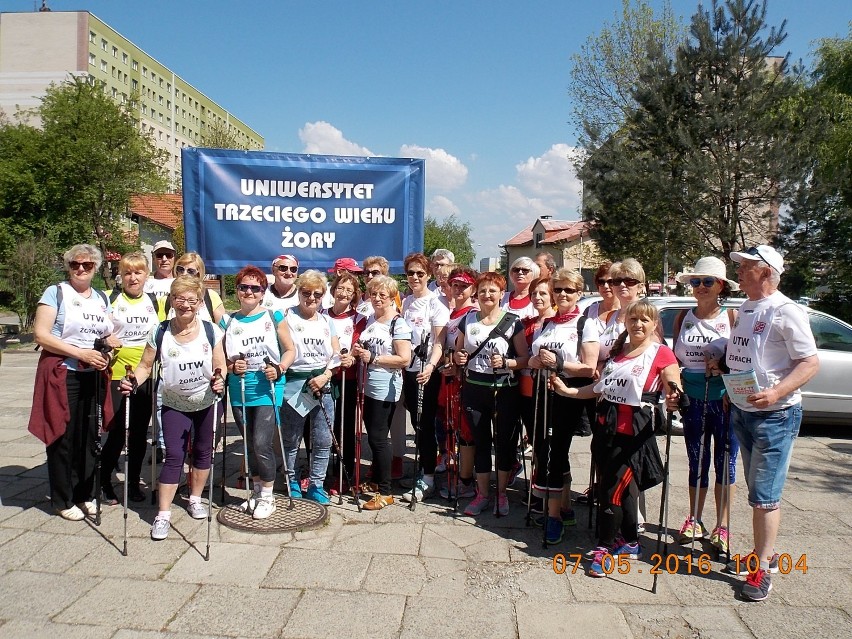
left=0, top=10, right=263, bottom=187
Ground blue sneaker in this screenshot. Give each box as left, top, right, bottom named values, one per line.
left=288, top=481, right=303, bottom=499
left=305, top=484, right=331, bottom=505
left=588, top=546, right=614, bottom=577
left=613, top=540, right=641, bottom=560
left=545, top=516, right=564, bottom=544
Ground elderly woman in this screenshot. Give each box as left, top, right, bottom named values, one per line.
left=29, top=244, right=114, bottom=520
left=584, top=262, right=619, bottom=328
left=400, top=252, right=449, bottom=502
left=672, top=257, right=740, bottom=553
left=528, top=268, right=599, bottom=544
left=454, top=272, right=529, bottom=517
left=351, top=275, right=412, bottom=510
left=437, top=267, right=479, bottom=499
left=223, top=265, right=295, bottom=519
left=262, top=254, right=300, bottom=314
left=551, top=300, right=680, bottom=576
left=501, top=257, right=540, bottom=320
left=120, top=276, right=226, bottom=540
left=100, top=252, right=163, bottom=505
left=280, top=270, right=341, bottom=505
left=164, top=252, right=225, bottom=324
left=324, top=271, right=366, bottom=487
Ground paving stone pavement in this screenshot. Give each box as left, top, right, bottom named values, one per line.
left=0, top=349, right=850, bottom=638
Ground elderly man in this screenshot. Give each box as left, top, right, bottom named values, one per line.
left=144, top=240, right=176, bottom=296
left=262, top=254, right=300, bottom=313
left=534, top=252, right=556, bottom=279
left=723, top=245, right=819, bottom=602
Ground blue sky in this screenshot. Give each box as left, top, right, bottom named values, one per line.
left=5, top=0, right=850, bottom=263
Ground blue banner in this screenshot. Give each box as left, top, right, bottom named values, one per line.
left=181, top=149, right=425, bottom=274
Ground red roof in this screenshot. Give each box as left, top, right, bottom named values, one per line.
left=130, top=193, right=183, bottom=231
left=504, top=219, right=592, bottom=247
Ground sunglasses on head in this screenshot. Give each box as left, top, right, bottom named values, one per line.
left=742, top=246, right=778, bottom=271
left=553, top=286, right=579, bottom=294
left=613, top=277, right=640, bottom=287
left=69, top=260, right=95, bottom=271
left=511, top=267, right=531, bottom=274
left=406, top=270, right=427, bottom=278
left=300, top=289, right=324, bottom=300
left=175, top=265, right=199, bottom=276
left=276, top=264, right=298, bottom=273
left=237, top=283, right=264, bottom=294
left=689, top=277, right=718, bottom=289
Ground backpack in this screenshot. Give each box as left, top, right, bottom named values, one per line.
left=153, top=319, right=216, bottom=364
left=109, top=288, right=160, bottom=311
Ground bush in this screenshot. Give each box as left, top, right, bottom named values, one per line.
left=0, top=238, right=62, bottom=331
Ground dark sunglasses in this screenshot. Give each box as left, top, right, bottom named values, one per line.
left=406, top=270, right=427, bottom=278
left=511, top=267, right=531, bottom=274
left=154, top=252, right=175, bottom=259
left=553, top=287, right=579, bottom=294
left=689, top=277, right=718, bottom=288
left=597, top=278, right=613, bottom=286
left=613, top=277, right=640, bottom=287
left=237, top=283, right=264, bottom=294
left=300, top=289, right=324, bottom=300
left=175, top=265, right=199, bottom=276
left=743, top=246, right=777, bottom=271
left=276, top=265, right=298, bottom=273
left=70, top=260, right=95, bottom=271
left=365, top=269, right=382, bottom=277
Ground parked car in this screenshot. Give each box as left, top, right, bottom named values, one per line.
left=647, top=296, right=852, bottom=425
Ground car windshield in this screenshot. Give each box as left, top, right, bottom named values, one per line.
left=809, top=313, right=852, bottom=352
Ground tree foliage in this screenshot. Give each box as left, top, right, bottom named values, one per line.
left=580, top=0, right=808, bottom=282
left=0, top=237, right=61, bottom=331
left=423, top=215, right=475, bottom=266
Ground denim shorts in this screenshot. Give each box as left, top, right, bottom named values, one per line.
left=730, top=404, right=802, bottom=509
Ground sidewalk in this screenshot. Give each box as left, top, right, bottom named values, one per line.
left=0, top=349, right=849, bottom=638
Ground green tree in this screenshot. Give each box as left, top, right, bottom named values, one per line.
left=0, top=237, right=61, bottom=331
left=200, top=119, right=247, bottom=150
left=581, top=0, right=807, bottom=279
left=423, top=215, right=475, bottom=266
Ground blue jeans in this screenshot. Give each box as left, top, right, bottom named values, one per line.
left=730, top=404, right=801, bottom=509
left=682, top=398, right=739, bottom=488
left=280, top=393, right=333, bottom=488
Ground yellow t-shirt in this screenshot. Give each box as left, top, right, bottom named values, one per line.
left=106, top=290, right=166, bottom=380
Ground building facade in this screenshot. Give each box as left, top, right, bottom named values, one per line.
left=0, top=10, right=263, bottom=187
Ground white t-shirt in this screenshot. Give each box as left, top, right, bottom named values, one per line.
left=725, top=291, right=817, bottom=411
left=500, top=292, right=536, bottom=320
left=261, top=285, right=299, bottom=314
left=531, top=315, right=600, bottom=379
left=144, top=276, right=174, bottom=297
left=675, top=308, right=732, bottom=372
left=359, top=315, right=412, bottom=401
left=461, top=311, right=523, bottom=376
left=402, top=291, right=450, bottom=372
left=150, top=321, right=223, bottom=411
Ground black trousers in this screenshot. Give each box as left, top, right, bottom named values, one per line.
left=462, top=381, right=520, bottom=474
left=101, top=378, right=153, bottom=490
left=403, top=369, right=441, bottom=475
left=363, top=396, right=397, bottom=494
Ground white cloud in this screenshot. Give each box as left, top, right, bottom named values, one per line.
left=299, top=121, right=373, bottom=157
left=399, top=144, right=468, bottom=192
left=426, top=195, right=460, bottom=220
left=515, top=143, right=583, bottom=210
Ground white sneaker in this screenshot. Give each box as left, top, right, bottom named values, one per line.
left=252, top=494, right=276, bottom=520
left=77, top=501, right=97, bottom=516
left=151, top=516, right=170, bottom=540
left=57, top=505, right=85, bottom=521
left=402, top=478, right=434, bottom=503
left=186, top=500, right=208, bottom=519
left=239, top=488, right=262, bottom=514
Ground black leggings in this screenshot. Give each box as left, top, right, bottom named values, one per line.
left=403, top=369, right=441, bottom=475
left=102, top=378, right=153, bottom=489
left=596, top=433, right=640, bottom=546
left=532, top=384, right=585, bottom=493
left=363, top=396, right=397, bottom=494
left=462, top=381, right=520, bottom=474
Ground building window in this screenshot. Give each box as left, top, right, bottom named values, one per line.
left=159, top=113, right=163, bottom=123
left=89, top=31, right=96, bottom=43
left=158, top=95, right=163, bottom=105
left=166, top=117, right=171, bottom=126
left=132, top=60, right=138, bottom=71
left=111, top=87, right=117, bottom=98
left=122, top=52, right=128, bottom=64
left=89, top=53, right=95, bottom=66
left=142, top=66, right=148, bottom=77
left=112, top=46, right=118, bottom=58
left=167, top=100, right=171, bottom=109
left=141, top=104, right=147, bottom=115
left=159, top=78, right=164, bottom=88
left=132, top=79, right=138, bottom=91
left=167, top=82, right=171, bottom=93
left=100, top=59, right=107, bottom=72
left=101, top=38, right=107, bottom=51
left=535, top=232, right=544, bottom=248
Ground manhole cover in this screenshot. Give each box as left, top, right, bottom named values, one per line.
left=217, top=495, right=328, bottom=533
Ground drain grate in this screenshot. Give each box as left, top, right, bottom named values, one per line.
left=216, top=494, right=328, bottom=533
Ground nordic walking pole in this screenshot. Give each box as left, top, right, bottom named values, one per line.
left=526, top=369, right=541, bottom=527
left=151, top=366, right=159, bottom=506
left=206, top=368, right=223, bottom=561
left=410, top=333, right=428, bottom=512
left=92, top=337, right=111, bottom=526
left=313, top=383, right=358, bottom=508
left=338, top=349, right=348, bottom=505
left=236, top=353, right=252, bottom=506
left=721, top=405, right=733, bottom=566
left=690, top=375, right=711, bottom=557
left=122, top=365, right=133, bottom=557
left=654, top=381, right=690, bottom=594
left=352, top=347, right=366, bottom=510
left=262, top=356, right=294, bottom=509
left=542, top=363, right=554, bottom=549
left=220, top=385, right=228, bottom=506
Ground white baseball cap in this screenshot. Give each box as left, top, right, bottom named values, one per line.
left=730, top=245, right=784, bottom=274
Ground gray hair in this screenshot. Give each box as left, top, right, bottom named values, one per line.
left=431, top=249, right=455, bottom=263
left=63, top=243, right=103, bottom=270
left=510, top=256, right=540, bottom=279
left=535, top=251, right=556, bottom=274
left=768, top=269, right=781, bottom=288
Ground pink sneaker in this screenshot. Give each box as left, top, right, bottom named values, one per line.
left=463, top=492, right=490, bottom=516
left=494, top=492, right=509, bottom=516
